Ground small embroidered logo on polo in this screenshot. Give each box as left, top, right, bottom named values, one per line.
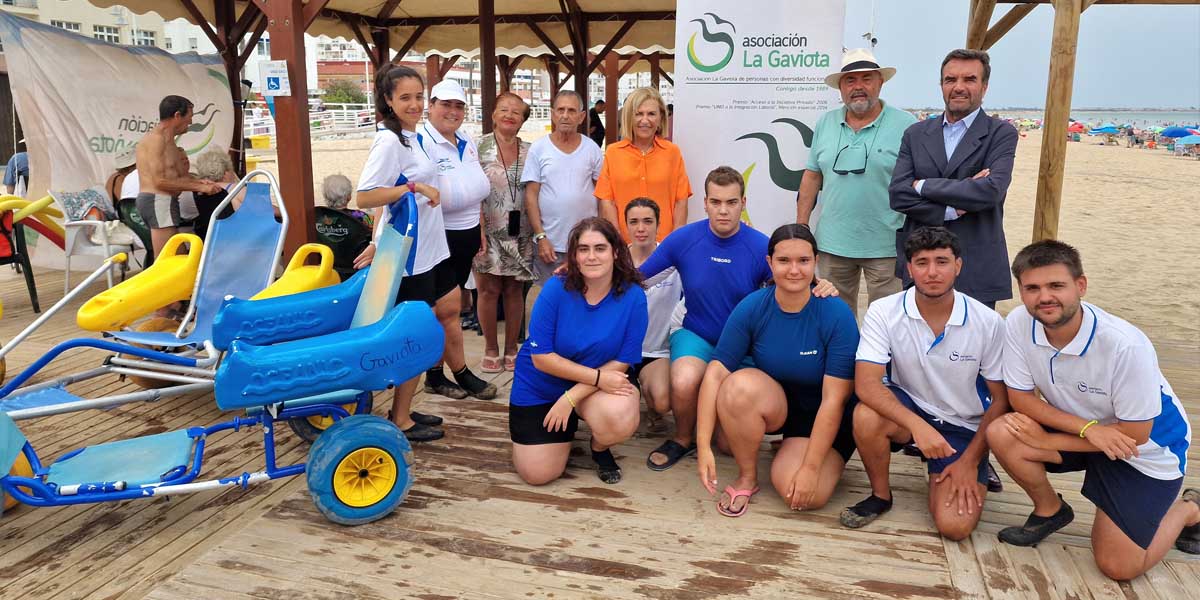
left=948, top=351, right=978, bottom=362
left=1076, top=381, right=1108, bottom=396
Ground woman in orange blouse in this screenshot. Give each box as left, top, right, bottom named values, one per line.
left=595, top=87, right=692, bottom=242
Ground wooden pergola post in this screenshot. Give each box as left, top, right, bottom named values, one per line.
left=1033, top=0, right=1082, bottom=241
left=478, top=0, right=497, bottom=133
left=649, top=55, right=661, bottom=90
left=253, top=0, right=322, bottom=256
left=544, top=57, right=561, bottom=98
left=604, top=52, right=618, bottom=144
left=966, top=0, right=998, bottom=48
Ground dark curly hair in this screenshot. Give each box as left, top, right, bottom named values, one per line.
left=562, top=217, right=643, bottom=296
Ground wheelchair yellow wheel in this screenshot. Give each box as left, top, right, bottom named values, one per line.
left=288, top=393, right=373, bottom=443
left=307, top=403, right=357, bottom=432
left=332, top=446, right=398, bottom=508
left=122, top=317, right=183, bottom=389
left=3, top=452, right=34, bottom=511
left=0, top=355, right=5, bottom=386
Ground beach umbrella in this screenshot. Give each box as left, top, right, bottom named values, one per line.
left=1177, top=135, right=1200, bottom=146
left=1068, top=122, right=1085, bottom=133
left=1159, top=126, right=1199, bottom=138
left=1088, top=126, right=1120, bottom=135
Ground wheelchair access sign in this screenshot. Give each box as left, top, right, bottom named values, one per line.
left=259, top=60, right=290, bottom=97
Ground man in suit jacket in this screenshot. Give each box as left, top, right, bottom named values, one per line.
left=890, top=49, right=1018, bottom=308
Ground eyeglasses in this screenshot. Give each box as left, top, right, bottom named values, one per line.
left=832, top=144, right=868, bottom=175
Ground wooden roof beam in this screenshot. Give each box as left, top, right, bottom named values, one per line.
left=303, top=0, right=332, bottom=30
left=524, top=20, right=574, bottom=72
left=180, top=0, right=226, bottom=53
left=966, top=0, right=998, bottom=48
left=983, top=3, right=1037, bottom=49
left=376, top=12, right=674, bottom=27
left=377, top=0, right=404, bottom=20
left=585, top=19, right=635, bottom=75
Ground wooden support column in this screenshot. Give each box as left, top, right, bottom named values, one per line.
left=479, top=0, right=497, bottom=133
left=966, top=0, right=998, bottom=49
left=371, top=27, right=390, bottom=65
left=568, top=10, right=589, bottom=124
left=649, top=55, right=661, bottom=90
left=254, top=0, right=316, bottom=254
left=604, top=52, right=618, bottom=144
left=214, top=0, right=244, bottom=173
left=544, top=57, right=561, bottom=98
left=426, top=55, right=442, bottom=94
left=1033, top=0, right=1081, bottom=242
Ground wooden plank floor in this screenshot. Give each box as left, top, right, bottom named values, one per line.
left=1, top=267, right=1197, bottom=599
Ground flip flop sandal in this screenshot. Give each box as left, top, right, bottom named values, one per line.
left=646, top=440, right=696, bottom=471
left=717, top=485, right=760, bottom=517
left=480, top=355, right=503, bottom=373
left=504, top=354, right=518, bottom=371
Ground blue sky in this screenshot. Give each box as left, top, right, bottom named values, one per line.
left=842, top=0, right=1200, bottom=109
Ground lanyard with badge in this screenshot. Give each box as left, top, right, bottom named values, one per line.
left=494, top=133, right=523, bottom=237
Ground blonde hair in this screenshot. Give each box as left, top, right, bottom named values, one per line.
left=619, top=87, right=667, bottom=142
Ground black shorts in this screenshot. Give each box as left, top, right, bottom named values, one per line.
left=445, top=225, right=482, bottom=287
left=888, top=386, right=990, bottom=485
left=509, top=402, right=578, bottom=445
left=397, top=257, right=457, bottom=306
left=1047, top=451, right=1183, bottom=549
left=769, top=397, right=858, bottom=463
left=627, top=356, right=667, bottom=387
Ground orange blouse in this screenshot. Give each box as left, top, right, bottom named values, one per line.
left=594, top=136, right=692, bottom=242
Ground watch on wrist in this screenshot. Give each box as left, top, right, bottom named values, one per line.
left=533, top=232, right=547, bottom=243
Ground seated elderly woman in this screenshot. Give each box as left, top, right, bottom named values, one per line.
left=322, top=173, right=373, bottom=230
left=190, top=150, right=238, bottom=240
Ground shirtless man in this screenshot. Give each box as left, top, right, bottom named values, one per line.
left=136, top=95, right=222, bottom=255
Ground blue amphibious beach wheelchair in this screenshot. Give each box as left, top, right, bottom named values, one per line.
left=0, top=194, right=442, bottom=525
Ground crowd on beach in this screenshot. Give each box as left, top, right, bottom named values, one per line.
left=111, top=45, right=1197, bottom=583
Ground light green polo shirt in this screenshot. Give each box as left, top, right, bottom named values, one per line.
left=806, top=101, right=917, bottom=258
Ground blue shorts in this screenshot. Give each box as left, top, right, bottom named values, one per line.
left=889, top=386, right=989, bottom=485
left=669, top=328, right=755, bottom=368
left=1047, top=452, right=1183, bottom=549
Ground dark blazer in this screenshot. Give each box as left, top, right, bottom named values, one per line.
left=889, top=110, right=1018, bottom=303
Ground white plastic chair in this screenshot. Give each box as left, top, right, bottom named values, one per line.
left=50, top=187, right=134, bottom=293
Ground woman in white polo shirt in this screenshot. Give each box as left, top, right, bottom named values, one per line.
left=413, top=79, right=498, bottom=402
left=354, top=63, right=448, bottom=442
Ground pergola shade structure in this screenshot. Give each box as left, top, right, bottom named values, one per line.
left=87, top=0, right=678, bottom=254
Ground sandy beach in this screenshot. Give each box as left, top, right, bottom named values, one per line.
left=256, top=126, right=1199, bottom=348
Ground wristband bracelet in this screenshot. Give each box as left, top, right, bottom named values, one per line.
left=406, top=181, right=417, bottom=194
left=562, top=392, right=575, bottom=408
left=1079, top=419, right=1099, bottom=438
left=594, top=369, right=601, bottom=386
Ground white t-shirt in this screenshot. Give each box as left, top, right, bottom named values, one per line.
left=856, top=289, right=1005, bottom=431
left=642, top=265, right=682, bottom=358
left=358, top=128, right=448, bottom=276
left=417, top=123, right=491, bottom=231
left=120, top=170, right=139, bottom=200
left=1003, top=302, right=1190, bottom=480
left=520, top=135, right=602, bottom=252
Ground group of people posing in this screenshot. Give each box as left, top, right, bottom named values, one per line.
left=348, top=47, right=1196, bottom=581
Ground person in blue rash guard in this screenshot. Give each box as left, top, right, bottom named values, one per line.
left=509, top=217, right=648, bottom=485
left=639, top=166, right=837, bottom=472
left=694, top=224, right=860, bottom=517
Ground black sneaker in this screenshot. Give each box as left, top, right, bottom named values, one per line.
left=401, top=421, right=445, bottom=442
left=1176, top=488, right=1200, bottom=554
left=840, top=494, right=893, bottom=529
left=592, top=445, right=622, bottom=484
left=424, top=369, right=469, bottom=399
left=986, top=462, right=1004, bottom=493
left=998, top=495, right=1074, bottom=547
left=452, top=367, right=498, bottom=400
left=410, top=411, right=443, bottom=426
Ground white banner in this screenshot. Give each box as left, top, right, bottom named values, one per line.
left=0, top=13, right=233, bottom=199
left=674, top=0, right=845, bottom=234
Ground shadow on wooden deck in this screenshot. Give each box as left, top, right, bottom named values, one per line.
left=0, top=268, right=1197, bottom=599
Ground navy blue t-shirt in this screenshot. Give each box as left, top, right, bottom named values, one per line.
left=639, top=220, right=771, bottom=345
left=712, top=287, right=860, bottom=412
left=510, top=276, right=648, bottom=407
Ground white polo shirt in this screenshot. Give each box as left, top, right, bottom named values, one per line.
left=358, top=128, right=448, bottom=276
left=857, top=288, right=1004, bottom=431
left=417, top=122, right=491, bottom=231
left=1004, top=302, right=1189, bottom=480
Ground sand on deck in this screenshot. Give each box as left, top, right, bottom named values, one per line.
left=258, top=126, right=1200, bottom=348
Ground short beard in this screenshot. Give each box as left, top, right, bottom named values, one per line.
left=1036, top=301, right=1080, bottom=329
left=846, top=97, right=875, bottom=115
left=914, top=283, right=951, bottom=300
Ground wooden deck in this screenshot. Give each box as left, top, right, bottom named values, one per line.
left=1, top=267, right=1197, bottom=600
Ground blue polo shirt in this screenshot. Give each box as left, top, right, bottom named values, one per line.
left=806, top=102, right=916, bottom=258
left=712, top=287, right=859, bottom=411
left=639, top=220, right=771, bottom=346
left=510, top=276, right=648, bottom=407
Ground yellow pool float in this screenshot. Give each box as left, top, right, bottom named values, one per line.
left=252, top=243, right=340, bottom=300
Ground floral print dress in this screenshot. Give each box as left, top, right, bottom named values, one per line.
left=472, top=133, right=535, bottom=281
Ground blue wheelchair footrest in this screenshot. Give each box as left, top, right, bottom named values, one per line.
left=0, top=385, right=82, bottom=413
left=47, top=428, right=198, bottom=489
